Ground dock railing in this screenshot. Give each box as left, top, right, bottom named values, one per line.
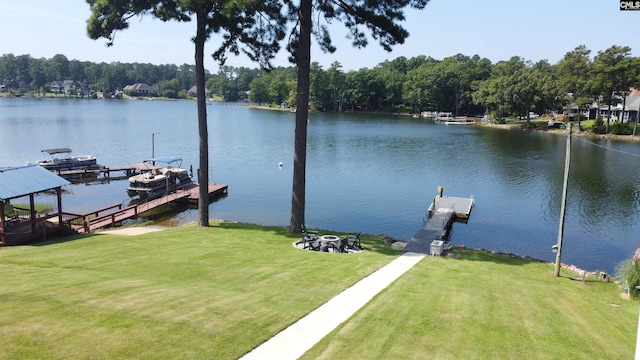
left=77, top=190, right=191, bottom=233
left=56, top=203, right=124, bottom=233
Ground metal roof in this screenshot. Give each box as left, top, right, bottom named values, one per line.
left=0, top=165, right=70, bottom=201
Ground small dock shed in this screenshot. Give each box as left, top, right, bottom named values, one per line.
left=0, top=165, right=70, bottom=245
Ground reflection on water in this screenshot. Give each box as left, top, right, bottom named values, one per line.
left=1, top=97, right=639, bottom=274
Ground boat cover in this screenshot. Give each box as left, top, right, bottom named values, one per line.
left=143, top=156, right=182, bottom=164
left=42, top=148, right=72, bottom=155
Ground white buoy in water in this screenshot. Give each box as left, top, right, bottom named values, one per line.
left=278, top=162, right=283, bottom=167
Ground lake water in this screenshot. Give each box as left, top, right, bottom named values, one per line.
left=1, top=97, right=639, bottom=274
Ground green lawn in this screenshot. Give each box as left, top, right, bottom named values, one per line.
left=0, top=223, right=636, bottom=359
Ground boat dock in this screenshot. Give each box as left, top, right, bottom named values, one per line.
left=404, top=189, right=474, bottom=254
left=52, top=163, right=158, bottom=180
left=75, top=183, right=227, bottom=233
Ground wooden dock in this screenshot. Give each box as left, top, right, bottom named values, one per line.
left=185, top=183, right=228, bottom=204
left=427, top=195, right=474, bottom=220
left=404, top=193, right=474, bottom=254
left=76, top=183, right=228, bottom=233
left=52, top=163, right=158, bottom=180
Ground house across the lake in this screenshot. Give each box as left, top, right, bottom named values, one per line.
left=187, top=85, right=211, bottom=98
left=565, top=89, right=640, bottom=123
left=123, top=83, right=155, bottom=95
left=50, top=80, right=89, bottom=96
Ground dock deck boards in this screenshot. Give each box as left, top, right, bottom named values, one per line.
left=186, top=183, right=228, bottom=204
left=429, top=196, right=474, bottom=218
left=80, top=190, right=191, bottom=232
left=404, top=195, right=474, bottom=254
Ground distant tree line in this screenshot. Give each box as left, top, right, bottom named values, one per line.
left=0, top=53, right=209, bottom=98
left=2, top=45, right=639, bottom=123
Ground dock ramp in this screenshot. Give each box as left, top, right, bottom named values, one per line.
left=405, top=194, right=474, bottom=254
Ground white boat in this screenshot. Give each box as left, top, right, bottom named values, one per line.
left=435, top=112, right=474, bottom=125
left=126, top=156, right=194, bottom=199
left=36, top=148, right=102, bottom=171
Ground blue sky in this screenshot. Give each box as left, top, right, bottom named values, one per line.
left=0, top=0, right=638, bottom=73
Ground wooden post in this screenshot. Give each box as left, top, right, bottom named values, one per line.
left=57, top=187, right=63, bottom=228
left=0, top=200, right=6, bottom=246
left=29, top=194, right=36, bottom=234
left=554, top=123, right=572, bottom=277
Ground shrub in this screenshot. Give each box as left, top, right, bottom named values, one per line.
left=162, top=89, right=176, bottom=98
left=569, top=113, right=587, bottom=121
left=616, top=250, right=640, bottom=299
left=591, top=117, right=606, bottom=134
left=610, top=122, right=633, bottom=135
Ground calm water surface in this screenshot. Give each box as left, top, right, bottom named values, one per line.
left=1, top=97, right=639, bottom=274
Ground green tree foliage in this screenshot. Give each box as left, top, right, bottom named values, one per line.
left=28, top=59, right=47, bottom=96
left=0, top=58, right=182, bottom=94
left=268, top=71, right=291, bottom=105
left=310, top=62, right=331, bottom=110
left=207, top=65, right=259, bottom=101
left=49, top=54, right=70, bottom=81
left=588, top=45, right=633, bottom=133
left=403, top=65, right=428, bottom=113
left=248, top=73, right=270, bottom=104
left=557, top=45, right=592, bottom=129
left=472, top=57, right=566, bottom=126
left=326, top=62, right=346, bottom=111
left=2, top=45, right=639, bottom=123
left=375, top=65, right=405, bottom=109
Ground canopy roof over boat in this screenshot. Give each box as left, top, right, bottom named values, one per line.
left=143, top=156, right=183, bottom=164
left=42, top=148, right=72, bottom=155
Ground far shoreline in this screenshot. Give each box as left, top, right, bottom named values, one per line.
left=478, top=120, right=640, bottom=143
left=247, top=102, right=640, bottom=143
left=5, top=93, right=638, bottom=143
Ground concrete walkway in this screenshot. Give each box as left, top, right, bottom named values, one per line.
left=240, top=252, right=426, bottom=360
left=96, top=225, right=169, bottom=236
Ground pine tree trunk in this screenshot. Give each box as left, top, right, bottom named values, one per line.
left=289, top=0, right=312, bottom=233
left=195, top=11, right=209, bottom=227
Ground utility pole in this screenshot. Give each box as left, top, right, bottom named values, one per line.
left=554, top=123, right=572, bottom=277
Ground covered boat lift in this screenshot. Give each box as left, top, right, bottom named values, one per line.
left=0, top=165, right=70, bottom=245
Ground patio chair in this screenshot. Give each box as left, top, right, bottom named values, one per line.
left=297, top=224, right=319, bottom=249
left=331, top=238, right=348, bottom=253
left=346, top=232, right=362, bottom=251
left=300, top=224, right=318, bottom=239
left=308, top=239, right=321, bottom=251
